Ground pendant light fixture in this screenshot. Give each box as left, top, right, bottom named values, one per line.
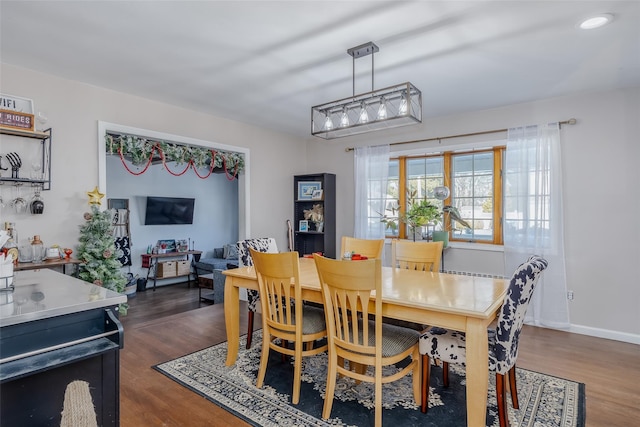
left=311, top=42, right=422, bottom=139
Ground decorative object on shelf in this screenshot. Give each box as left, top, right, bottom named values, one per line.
left=176, top=239, right=189, bottom=252
left=11, top=185, right=27, bottom=214
left=299, top=220, right=309, bottom=232
left=6, top=152, right=22, bottom=179
left=64, top=248, right=73, bottom=259
left=105, top=133, right=244, bottom=180
left=30, top=186, right=44, bottom=214
left=303, top=203, right=324, bottom=232
left=87, top=186, right=105, bottom=205
left=0, top=93, right=34, bottom=114
left=46, top=245, right=61, bottom=260
left=311, top=41, right=422, bottom=139
left=297, top=181, right=321, bottom=200
left=0, top=110, right=34, bottom=132
left=31, top=235, right=45, bottom=263
left=157, top=239, right=176, bottom=253
left=311, top=189, right=323, bottom=200
left=77, top=205, right=127, bottom=314
left=36, top=111, right=48, bottom=132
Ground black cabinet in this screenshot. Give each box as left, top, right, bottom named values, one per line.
left=293, top=173, right=336, bottom=258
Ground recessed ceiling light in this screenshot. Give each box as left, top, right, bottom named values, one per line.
left=578, top=13, right=614, bottom=30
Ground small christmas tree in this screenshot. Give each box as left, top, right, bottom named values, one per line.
left=77, top=201, right=127, bottom=313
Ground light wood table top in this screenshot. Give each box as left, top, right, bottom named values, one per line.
left=223, top=257, right=508, bottom=427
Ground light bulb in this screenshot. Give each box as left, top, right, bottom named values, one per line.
left=377, top=98, right=387, bottom=120
left=398, top=92, right=408, bottom=115
left=340, top=108, right=350, bottom=127
left=359, top=103, right=369, bottom=124
left=323, top=114, right=333, bottom=131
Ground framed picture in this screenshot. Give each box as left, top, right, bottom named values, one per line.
left=297, top=181, right=321, bottom=200
left=0, top=93, right=34, bottom=114
left=157, top=239, right=176, bottom=252
left=176, top=239, right=189, bottom=252
left=299, top=220, right=309, bottom=232
left=311, top=189, right=324, bottom=200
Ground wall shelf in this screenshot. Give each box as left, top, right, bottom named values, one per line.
left=0, top=127, right=52, bottom=190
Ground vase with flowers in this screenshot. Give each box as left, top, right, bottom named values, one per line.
left=303, top=204, right=324, bottom=232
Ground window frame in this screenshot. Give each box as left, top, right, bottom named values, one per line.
left=384, top=146, right=505, bottom=245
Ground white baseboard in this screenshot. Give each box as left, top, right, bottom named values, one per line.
left=568, top=324, right=640, bottom=345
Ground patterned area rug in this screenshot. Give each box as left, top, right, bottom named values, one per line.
left=154, top=330, right=585, bottom=427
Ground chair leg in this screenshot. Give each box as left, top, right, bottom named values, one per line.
left=255, top=331, right=271, bottom=390
left=246, top=310, right=254, bottom=349
left=508, top=366, right=519, bottom=409
left=496, top=373, right=509, bottom=427
left=421, top=354, right=431, bottom=413
left=281, top=340, right=288, bottom=363
left=442, top=361, right=449, bottom=387
left=322, top=352, right=338, bottom=420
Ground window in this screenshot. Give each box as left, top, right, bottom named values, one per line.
left=381, top=147, right=504, bottom=244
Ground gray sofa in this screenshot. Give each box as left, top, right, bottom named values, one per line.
left=194, top=245, right=239, bottom=304
left=194, top=246, right=239, bottom=272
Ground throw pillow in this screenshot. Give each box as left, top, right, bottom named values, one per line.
left=213, top=248, right=224, bottom=259
left=225, top=244, right=238, bottom=260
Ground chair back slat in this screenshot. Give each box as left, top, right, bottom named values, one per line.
left=391, top=240, right=443, bottom=272
left=340, top=236, right=384, bottom=259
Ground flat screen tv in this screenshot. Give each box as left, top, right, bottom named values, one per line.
left=144, top=197, right=195, bottom=225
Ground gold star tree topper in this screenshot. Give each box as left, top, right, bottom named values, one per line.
left=87, top=186, right=105, bottom=205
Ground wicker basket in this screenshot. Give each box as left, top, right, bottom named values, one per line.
left=156, top=261, right=177, bottom=278
left=176, top=261, right=191, bottom=276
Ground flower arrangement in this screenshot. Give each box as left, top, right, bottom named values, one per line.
left=303, top=204, right=324, bottom=224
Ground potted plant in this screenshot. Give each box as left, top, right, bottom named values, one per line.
left=381, top=190, right=442, bottom=241
left=403, top=198, right=441, bottom=241
left=303, top=204, right=324, bottom=232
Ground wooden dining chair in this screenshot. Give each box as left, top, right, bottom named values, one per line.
left=236, top=238, right=278, bottom=349
left=391, top=240, right=443, bottom=272
left=313, top=254, right=420, bottom=427
left=340, top=236, right=384, bottom=259
left=419, top=255, right=548, bottom=427
left=250, top=249, right=327, bottom=404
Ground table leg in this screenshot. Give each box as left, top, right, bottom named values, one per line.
left=224, top=276, right=240, bottom=366
left=465, top=318, right=490, bottom=427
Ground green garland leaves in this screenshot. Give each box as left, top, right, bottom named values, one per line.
left=105, top=133, right=245, bottom=177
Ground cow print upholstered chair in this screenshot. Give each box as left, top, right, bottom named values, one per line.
left=236, top=238, right=279, bottom=349
left=419, top=255, right=548, bottom=427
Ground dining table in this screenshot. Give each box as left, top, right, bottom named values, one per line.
left=222, top=257, right=509, bottom=427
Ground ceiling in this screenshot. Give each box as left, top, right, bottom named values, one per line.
left=1, top=1, right=639, bottom=139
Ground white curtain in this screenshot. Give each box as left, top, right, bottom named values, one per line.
left=504, top=123, right=570, bottom=329
left=354, top=145, right=390, bottom=239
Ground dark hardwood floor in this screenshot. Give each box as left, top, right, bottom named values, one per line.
left=120, top=282, right=640, bottom=426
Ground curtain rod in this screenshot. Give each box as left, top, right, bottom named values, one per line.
left=344, top=118, right=577, bottom=152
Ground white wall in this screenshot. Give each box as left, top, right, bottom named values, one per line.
left=2, top=62, right=638, bottom=344
left=305, top=87, right=640, bottom=343
left=0, top=63, right=305, bottom=257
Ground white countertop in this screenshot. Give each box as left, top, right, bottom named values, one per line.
left=0, top=269, right=127, bottom=327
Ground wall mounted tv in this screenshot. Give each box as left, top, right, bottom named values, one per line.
left=144, top=197, right=195, bottom=225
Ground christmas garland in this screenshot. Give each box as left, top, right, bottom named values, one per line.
left=105, top=133, right=245, bottom=180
